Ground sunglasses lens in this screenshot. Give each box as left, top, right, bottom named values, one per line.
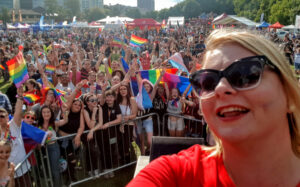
left=191, top=71, right=219, bottom=97
left=190, top=59, right=264, bottom=98
left=226, top=60, right=263, bottom=90
left=0, top=115, right=5, bottom=118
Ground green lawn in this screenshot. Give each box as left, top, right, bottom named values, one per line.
left=74, top=165, right=135, bottom=187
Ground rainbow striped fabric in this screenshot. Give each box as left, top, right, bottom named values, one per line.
left=0, top=65, right=5, bottom=70
left=129, top=35, right=148, bottom=47
left=23, top=93, right=40, bottom=104
left=45, top=65, right=55, bottom=74
left=6, top=52, right=29, bottom=88
left=42, top=87, right=67, bottom=106
left=112, top=38, right=127, bottom=47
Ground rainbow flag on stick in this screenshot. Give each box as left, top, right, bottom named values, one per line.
left=45, top=65, right=55, bottom=75
left=129, top=35, right=148, bottom=47
left=6, top=52, right=29, bottom=88
left=131, top=68, right=178, bottom=96
left=112, top=38, right=127, bottom=47
left=23, top=93, right=40, bottom=104
left=0, top=65, right=5, bottom=70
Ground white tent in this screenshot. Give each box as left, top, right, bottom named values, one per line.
left=6, top=24, right=16, bottom=29
left=213, top=15, right=258, bottom=28
left=167, top=17, right=184, bottom=26
left=96, top=16, right=133, bottom=25
left=282, top=25, right=296, bottom=30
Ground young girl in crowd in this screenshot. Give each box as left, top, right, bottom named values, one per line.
left=83, top=94, right=102, bottom=176
left=167, top=88, right=185, bottom=137
left=90, top=90, right=121, bottom=178
left=58, top=83, right=85, bottom=182
left=117, top=83, right=138, bottom=164
left=152, top=83, right=169, bottom=136
left=136, top=69, right=165, bottom=155
left=0, top=140, right=14, bottom=187
left=38, top=105, right=69, bottom=187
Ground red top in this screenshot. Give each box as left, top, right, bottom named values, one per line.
left=127, top=145, right=300, bottom=187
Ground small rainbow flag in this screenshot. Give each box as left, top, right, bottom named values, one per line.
left=45, top=65, right=55, bottom=75
left=129, top=35, right=148, bottom=47
left=0, top=65, right=5, bottom=70
left=6, top=52, right=29, bottom=88
left=112, top=38, right=127, bottom=47
left=23, top=93, right=40, bottom=104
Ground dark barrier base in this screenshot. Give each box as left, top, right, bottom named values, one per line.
left=150, top=136, right=205, bottom=162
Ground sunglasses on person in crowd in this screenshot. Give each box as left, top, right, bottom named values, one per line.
left=88, top=99, right=98, bottom=103
left=0, top=115, right=6, bottom=119
left=189, top=55, right=278, bottom=99
left=25, top=115, right=35, bottom=120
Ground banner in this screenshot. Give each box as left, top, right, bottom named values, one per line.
left=296, top=15, right=300, bottom=29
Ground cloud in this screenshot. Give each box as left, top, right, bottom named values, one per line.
left=103, top=0, right=184, bottom=11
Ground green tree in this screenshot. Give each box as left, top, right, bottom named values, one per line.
left=125, top=8, right=142, bottom=19
left=0, top=8, right=11, bottom=24
left=64, top=0, right=81, bottom=18
left=85, top=8, right=106, bottom=22
left=45, top=0, right=59, bottom=14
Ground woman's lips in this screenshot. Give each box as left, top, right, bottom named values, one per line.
left=216, top=105, right=250, bottom=118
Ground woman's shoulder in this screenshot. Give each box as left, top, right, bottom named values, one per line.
left=128, top=145, right=235, bottom=187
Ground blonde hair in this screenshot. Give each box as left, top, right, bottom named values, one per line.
left=202, top=29, right=300, bottom=157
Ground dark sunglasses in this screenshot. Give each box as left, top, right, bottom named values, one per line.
left=189, top=55, right=278, bottom=99
left=25, top=115, right=35, bottom=120
left=0, top=115, right=6, bottom=119
left=88, top=99, right=98, bottom=103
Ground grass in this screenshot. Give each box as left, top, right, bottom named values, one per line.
left=74, top=165, right=135, bottom=187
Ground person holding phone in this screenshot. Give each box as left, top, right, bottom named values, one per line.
left=128, top=29, right=300, bottom=186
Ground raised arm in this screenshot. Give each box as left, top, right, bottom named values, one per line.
left=13, top=87, right=24, bottom=126
left=151, top=69, right=165, bottom=101
left=74, top=105, right=85, bottom=147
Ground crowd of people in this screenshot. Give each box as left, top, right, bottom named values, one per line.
left=0, top=23, right=299, bottom=186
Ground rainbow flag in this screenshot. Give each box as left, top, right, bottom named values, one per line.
left=168, top=53, right=189, bottom=74
left=45, top=65, right=55, bottom=74
left=131, top=69, right=178, bottom=96
left=130, top=35, right=148, bottom=47
left=162, top=72, right=192, bottom=95
left=6, top=52, right=29, bottom=88
left=23, top=93, right=40, bottom=104
left=112, top=38, right=127, bottom=47
left=0, top=65, right=5, bottom=70
left=42, top=87, right=67, bottom=105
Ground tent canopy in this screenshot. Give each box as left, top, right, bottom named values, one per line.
left=127, top=18, right=161, bottom=30
left=282, top=25, right=295, bottom=29
left=269, top=22, right=284, bottom=29
left=213, top=15, right=257, bottom=27
left=257, top=21, right=269, bottom=28
left=167, top=17, right=184, bottom=26
left=96, top=16, right=133, bottom=24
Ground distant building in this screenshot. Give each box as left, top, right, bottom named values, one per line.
left=0, top=0, right=13, bottom=11
left=10, top=9, right=41, bottom=24
left=20, top=0, right=33, bottom=9
left=137, top=0, right=154, bottom=12
left=81, top=0, right=103, bottom=11
left=32, top=0, right=45, bottom=9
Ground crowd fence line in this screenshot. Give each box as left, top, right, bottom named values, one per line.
left=14, top=112, right=205, bottom=187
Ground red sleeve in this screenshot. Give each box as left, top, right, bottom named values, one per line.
left=127, top=145, right=235, bottom=187
left=127, top=155, right=179, bottom=187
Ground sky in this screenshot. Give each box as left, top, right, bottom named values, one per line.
left=103, top=0, right=184, bottom=11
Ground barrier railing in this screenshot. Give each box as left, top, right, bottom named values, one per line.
left=15, top=113, right=160, bottom=187
left=162, top=113, right=205, bottom=137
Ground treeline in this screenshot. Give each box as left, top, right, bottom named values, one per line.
left=1, top=0, right=299, bottom=25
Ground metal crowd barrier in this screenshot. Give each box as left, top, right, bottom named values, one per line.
left=15, top=113, right=160, bottom=187
left=162, top=113, right=205, bottom=137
